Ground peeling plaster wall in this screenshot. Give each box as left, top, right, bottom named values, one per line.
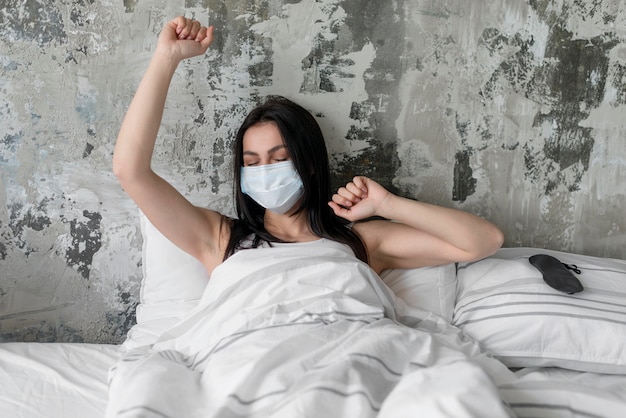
left=1, top=0, right=624, bottom=343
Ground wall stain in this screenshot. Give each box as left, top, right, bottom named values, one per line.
left=65, top=210, right=102, bottom=279
left=70, top=0, right=96, bottom=26
left=609, top=62, right=626, bottom=105
left=0, top=303, right=74, bottom=321
left=123, top=0, right=139, bottom=13
left=335, top=138, right=401, bottom=195
left=452, top=150, right=477, bottom=202
left=0, top=322, right=84, bottom=343
left=82, top=142, right=94, bottom=158
left=102, top=287, right=138, bottom=343
left=1, top=133, right=22, bottom=162
left=249, top=37, right=274, bottom=87
left=533, top=27, right=616, bottom=192
left=479, top=14, right=618, bottom=194
left=300, top=2, right=351, bottom=94
left=0, top=0, right=67, bottom=46
left=479, top=29, right=536, bottom=102
left=331, top=0, right=405, bottom=193
left=194, top=98, right=207, bottom=125
left=8, top=200, right=52, bottom=255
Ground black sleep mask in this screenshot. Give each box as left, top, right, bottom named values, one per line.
left=529, top=254, right=584, bottom=294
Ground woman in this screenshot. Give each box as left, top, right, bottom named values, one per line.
left=108, top=17, right=512, bottom=417
left=113, top=16, right=504, bottom=280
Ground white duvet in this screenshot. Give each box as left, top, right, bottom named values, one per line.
left=107, top=239, right=515, bottom=417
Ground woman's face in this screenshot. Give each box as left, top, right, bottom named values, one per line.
left=242, top=122, right=290, bottom=167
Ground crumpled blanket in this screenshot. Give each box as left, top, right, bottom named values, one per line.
left=106, top=239, right=516, bottom=417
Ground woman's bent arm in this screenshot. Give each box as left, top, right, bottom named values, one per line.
left=330, top=176, right=504, bottom=271
left=113, top=18, right=226, bottom=272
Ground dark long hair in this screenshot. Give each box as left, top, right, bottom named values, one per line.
left=225, top=96, right=368, bottom=263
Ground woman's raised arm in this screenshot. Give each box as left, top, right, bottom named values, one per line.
left=113, top=17, right=227, bottom=273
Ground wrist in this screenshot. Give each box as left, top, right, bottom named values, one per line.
left=375, top=192, right=397, bottom=220
left=152, top=46, right=182, bottom=71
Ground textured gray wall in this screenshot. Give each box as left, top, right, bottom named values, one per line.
left=1, top=0, right=625, bottom=343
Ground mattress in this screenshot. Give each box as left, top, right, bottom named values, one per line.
left=0, top=342, right=120, bottom=418
left=2, top=342, right=625, bottom=417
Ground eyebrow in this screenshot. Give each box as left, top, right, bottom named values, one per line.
left=243, top=144, right=287, bottom=156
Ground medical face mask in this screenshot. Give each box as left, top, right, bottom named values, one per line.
left=240, top=161, right=304, bottom=214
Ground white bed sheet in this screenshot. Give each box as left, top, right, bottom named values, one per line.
left=0, top=342, right=121, bottom=418
left=503, top=367, right=626, bottom=418
left=2, top=342, right=626, bottom=418
left=107, top=240, right=517, bottom=417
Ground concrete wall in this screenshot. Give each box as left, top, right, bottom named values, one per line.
left=1, top=0, right=624, bottom=343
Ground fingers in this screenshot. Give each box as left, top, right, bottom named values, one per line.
left=332, top=177, right=368, bottom=207
left=350, top=176, right=368, bottom=193
left=178, top=19, right=201, bottom=40
left=329, top=176, right=377, bottom=222
left=328, top=201, right=345, bottom=215
left=331, top=188, right=358, bottom=208
left=199, top=26, right=215, bottom=49
left=328, top=201, right=355, bottom=221
left=169, top=16, right=211, bottom=42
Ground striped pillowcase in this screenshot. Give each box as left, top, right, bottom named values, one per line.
left=453, top=248, right=626, bottom=374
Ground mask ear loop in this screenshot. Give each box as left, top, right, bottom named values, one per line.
left=562, top=263, right=582, bottom=274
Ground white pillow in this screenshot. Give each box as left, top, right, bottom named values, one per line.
left=380, top=263, right=457, bottom=322
left=122, top=212, right=210, bottom=350
left=453, top=247, right=626, bottom=374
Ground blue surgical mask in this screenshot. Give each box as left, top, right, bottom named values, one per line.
left=240, top=161, right=304, bottom=214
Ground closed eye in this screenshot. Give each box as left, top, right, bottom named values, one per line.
left=242, top=144, right=289, bottom=166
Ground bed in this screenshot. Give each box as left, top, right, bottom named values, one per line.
left=1, top=213, right=625, bottom=417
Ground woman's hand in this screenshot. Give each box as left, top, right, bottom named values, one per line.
left=156, top=16, right=214, bottom=62
left=329, top=176, right=392, bottom=222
